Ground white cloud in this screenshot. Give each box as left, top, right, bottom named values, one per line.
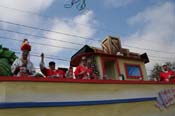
left=0, top=0, right=97, bottom=68
left=123, top=2, right=175, bottom=74
left=103, top=0, right=137, bottom=8
left=31, top=10, right=97, bottom=67
left=0, top=0, right=55, bottom=52
left=0, top=0, right=54, bottom=11
left=0, top=0, right=54, bottom=25
left=37, top=10, right=97, bottom=55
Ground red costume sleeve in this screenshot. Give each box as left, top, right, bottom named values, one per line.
left=160, top=70, right=173, bottom=81
left=87, top=68, right=93, bottom=75
left=169, top=70, right=173, bottom=75
left=74, top=66, right=81, bottom=78
left=57, top=70, right=65, bottom=78
left=74, top=65, right=86, bottom=79
left=41, top=67, right=49, bottom=77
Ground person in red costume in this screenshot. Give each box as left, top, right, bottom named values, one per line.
left=159, top=65, right=174, bottom=82
left=11, top=39, right=35, bottom=76
left=57, top=67, right=66, bottom=78
left=40, top=53, right=65, bottom=78
left=74, top=56, right=93, bottom=79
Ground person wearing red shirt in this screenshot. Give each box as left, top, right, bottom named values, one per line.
left=65, top=66, right=74, bottom=79
left=40, top=53, right=65, bottom=78
left=159, top=65, right=174, bottom=82
left=169, top=66, right=175, bottom=81
left=57, top=68, right=65, bottom=78
left=74, top=56, right=93, bottom=79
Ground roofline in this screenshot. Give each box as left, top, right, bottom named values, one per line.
left=71, top=45, right=93, bottom=59
left=71, top=52, right=145, bottom=66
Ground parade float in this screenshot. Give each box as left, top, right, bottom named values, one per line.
left=0, top=36, right=175, bottom=116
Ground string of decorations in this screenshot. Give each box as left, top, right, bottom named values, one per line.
left=64, top=0, right=86, bottom=11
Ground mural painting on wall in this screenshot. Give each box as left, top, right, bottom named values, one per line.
left=156, top=88, right=175, bottom=109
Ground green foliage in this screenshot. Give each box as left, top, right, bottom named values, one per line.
left=150, top=63, right=162, bottom=80
left=0, top=45, right=17, bottom=76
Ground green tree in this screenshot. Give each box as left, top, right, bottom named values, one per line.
left=150, top=63, right=162, bottom=80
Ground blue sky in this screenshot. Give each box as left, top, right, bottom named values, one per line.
left=0, top=0, right=174, bottom=74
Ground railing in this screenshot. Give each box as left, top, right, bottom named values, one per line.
left=0, top=76, right=175, bottom=84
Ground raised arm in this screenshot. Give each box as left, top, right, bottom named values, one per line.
left=11, top=59, right=20, bottom=75
left=40, top=53, right=45, bottom=70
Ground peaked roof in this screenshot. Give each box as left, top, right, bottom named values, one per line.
left=70, top=45, right=100, bottom=66
left=70, top=45, right=149, bottom=67
left=70, top=35, right=150, bottom=66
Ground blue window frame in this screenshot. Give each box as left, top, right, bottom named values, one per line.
left=125, top=64, right=142, bottom=79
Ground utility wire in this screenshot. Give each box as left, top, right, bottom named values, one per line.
left=0, top=19, right=175, bottom=55
left=148, top=55, right=175, bottom=60
left=149, top=58, right=171, bottom=62
left=1, top=36, right=174, bottom=62
left=13, top=49, right=173, bottom=62
left=0, top=36, right=78, bottom=50
left=9, top=48, right=70, bottom=60
left=124, top=44, right=175, bottom=54
left=2, top=4, right=171, bottom=45
left=14, top=51, right=70, bottom=62
left=0, top=28, right=84, bottom=46
left=0, top=19, right=100, bottom=41
left=0, top=4, right=115, bottom=34
left=0, top=33, right=175, bottom=57
left=0, top=5, right=174, bottom=45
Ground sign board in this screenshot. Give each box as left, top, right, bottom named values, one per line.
left=156, top=88, right=175, bottom=109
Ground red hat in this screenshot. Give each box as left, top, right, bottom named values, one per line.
left=20, top=39, right=31, bottom=51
